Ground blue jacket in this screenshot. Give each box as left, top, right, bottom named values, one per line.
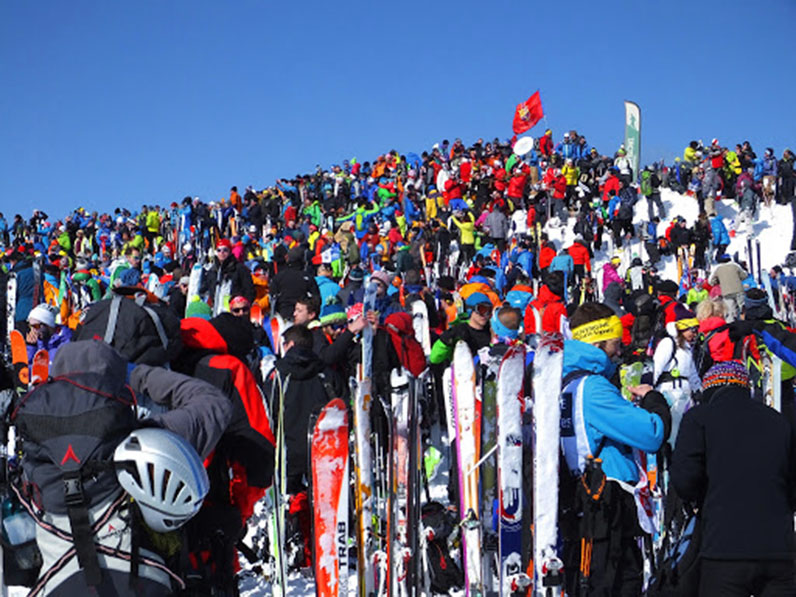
left=710, top=216, right=730, bottom=247
left=11, top=259, right=36, bottom=322
left=562, top=340, right=666, bottom=483
left=315, top=275, right=342, bottom=312
left=549, top=254, right=574, bottom=277
left=555, top=141, right=577, bottom=160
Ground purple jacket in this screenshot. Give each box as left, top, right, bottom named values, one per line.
left=26, top=326, right=73, bottom=365
left=602, top=263, right=623, bottom=293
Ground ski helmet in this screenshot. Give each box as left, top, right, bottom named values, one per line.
left=114, top=428, right=209, bottom=533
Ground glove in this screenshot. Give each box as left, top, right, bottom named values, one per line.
left=727, top=320, right=759, bottom=342
left=640, top=390, right=672, bottom=442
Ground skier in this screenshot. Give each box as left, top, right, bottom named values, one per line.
left=560, top=302, right=671, bottom=595
left=672, top=360, right=796, bottom=596
left=709, top=254, right=748, bottom=322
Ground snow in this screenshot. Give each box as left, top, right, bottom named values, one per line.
left=544, top=188, right=794, bottom=287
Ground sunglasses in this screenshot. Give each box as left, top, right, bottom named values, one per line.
left=29, top=322, right=42, bottom=330
left=216, top=247, right=230, bottom=253
left=231, top=306, right=250, bottom=314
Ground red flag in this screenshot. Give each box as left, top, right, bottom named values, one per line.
left=512, top=91, right=544, bottom=134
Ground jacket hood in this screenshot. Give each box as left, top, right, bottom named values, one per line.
left=536, top=284, right=562, bottom=305
left=699, top=316, right=727, bottom=334
left=276, top=346, right=324, bottom=380
left=50, top=340, right=129, bottom=394
left=563, top=339, right=617, bottom=379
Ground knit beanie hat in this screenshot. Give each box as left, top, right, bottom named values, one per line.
left=702, top=360, right=750, bottom=398
left=744, top=288, right=769, bottom=311
left=319, top=296, right=347, bottom=327
left=672, top=303, right=699, bottom=331
left=185, top=297, right=212, bottom=320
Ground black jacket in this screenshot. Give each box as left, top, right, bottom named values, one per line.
left=270, top=264, right=320, bottom=320
left=672, top=386, right=796, bottom=560
left=201, top=256, right=255, bottom=305
left=266, top=346, right=343, bottom=487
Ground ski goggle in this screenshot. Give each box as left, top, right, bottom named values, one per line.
left=474, top=303, right=493, bottom=317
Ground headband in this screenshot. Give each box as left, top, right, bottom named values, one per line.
left=571, top=315, right=623, bottom=344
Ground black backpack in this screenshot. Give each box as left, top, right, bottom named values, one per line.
left=12, top=349, right=138, bottom=588
left=646, top=511, right=701, bottom=597
left=421, top=501, right=463, bottom=593
left=75, top=289, right=182, bottom=366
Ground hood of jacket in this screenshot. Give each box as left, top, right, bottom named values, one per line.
left=563, top=339, right=616, bottom=380
left=276, top=346, right=325, bottom=381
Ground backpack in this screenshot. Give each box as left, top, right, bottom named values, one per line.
left=646, top=510, right=701, bottom=597
left=11, top=342, right=180, bottom=595
left=384, top=312, right=428, bottom=377
left=640, top=171, right=652, bottom=196
left=75, top=289, right=182, bottom=366
left=692, top=324, right=729, bottom=378
left=420, top=501, right=463, bottom=593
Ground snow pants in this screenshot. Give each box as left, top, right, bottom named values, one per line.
left=699, top=558, right=796, bottom=596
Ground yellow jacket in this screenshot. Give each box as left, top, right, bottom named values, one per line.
left=563, top=164, right=579, bottom=186
left=452, top=213, right=475, bottom=245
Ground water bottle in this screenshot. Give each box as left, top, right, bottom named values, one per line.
left=2, top=496, right=36, bottom=546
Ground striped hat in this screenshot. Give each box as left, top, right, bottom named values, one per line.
left=702, top=360, right=749, bottom=392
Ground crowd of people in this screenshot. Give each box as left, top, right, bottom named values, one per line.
left=2, top=129, right=796, bottom=596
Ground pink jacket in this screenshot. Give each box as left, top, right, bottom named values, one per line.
left=602, top=263, right=623, bottom=293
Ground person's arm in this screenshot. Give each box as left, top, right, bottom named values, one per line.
left=130, top=364, right=232, bottom=459
left=652, top=336, right=675, bottom=384
left=670, top=408, right=706, bottom=504
left=584, top=376, right=668, bottom=453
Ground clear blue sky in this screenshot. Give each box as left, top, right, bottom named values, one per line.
left=2, top=1, right=794, bottom=220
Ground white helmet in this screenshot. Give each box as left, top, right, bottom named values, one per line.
left=114, top=428, right=209, bottom=533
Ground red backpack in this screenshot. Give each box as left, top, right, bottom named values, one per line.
left=384, top=312, right=427, bottom=377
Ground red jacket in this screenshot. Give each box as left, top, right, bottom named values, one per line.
left=539, top=243, right=556, bottom=270
left=459, top=161, right=472, bottom=184
left=494, top=168, right=508, bottom=192
left=523, top=285, right=566, bottom=335
left=567, top=242, right=591, bottom=271
left=444, top=178, right=463, bottom=203
left=507, top=169, right=529, bottom=199
left=539, top=134, right=553, bottom=157
left=553, top=175, right=567, bottom=199
left=602, top=175, right=622, bottom=202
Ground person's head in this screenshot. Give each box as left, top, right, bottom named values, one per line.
left=570, top=302, right=624, bottom=360
left=695, top=298, right=725, bottom=321
left=124, top=246, right=142, bottom=268
left=672, top=303, right=699, bottom=346
left=491, top=306, right=522, bottom=342
left=282, top=324, right=313, bottom=353
left=216, top=238, right=232, bottom=262
left=701, top=360, right=750, bottom=403
left=371, top=270, right=392, bottom=297
left=28, top=304, right=57, bottom=341
left=743, top=288, right=771, bottom=321
left=229, top=296, right=251, bottom=318
left=317, top=263, right=333, bottom=278
left=465, top=293, right=493, bottom=330
left=178, top=276, right=190, bottom=295
left=293, top=295, right=320, bottom=325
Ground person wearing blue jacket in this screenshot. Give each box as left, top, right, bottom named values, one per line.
left=710, top=214, right=730, bottom=260
left=560, top=302, right=671, bottom=596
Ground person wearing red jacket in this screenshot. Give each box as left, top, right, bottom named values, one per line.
left=567, top=238, right=592, bottom=285
left=602, top=171, right=622, bottom=203
left=443, top=175, right=464, bottom=205
left=539, top=129, right=554, bottom=157
left=523, top=274, right=567, bottom=335
left=459, top=159, right=472, bottom=184
left=507, top=165, right=529, bottom=202
left=494, top=164, right=508, bottom=193
left=538, top=238, right=557, bottom=271
left=551, top=170, right=568, bottom=225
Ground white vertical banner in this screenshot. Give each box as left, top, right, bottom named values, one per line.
left=624, top=100, right=641, bottom=181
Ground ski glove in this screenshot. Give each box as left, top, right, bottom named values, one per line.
left=640, top=390, right=672, bottom=443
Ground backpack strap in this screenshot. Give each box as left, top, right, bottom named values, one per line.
left=103, top=293, right=123, bottom=345
left=63, top=470, right=103, bottom=586
left=142, top=305, right=169, bottom=350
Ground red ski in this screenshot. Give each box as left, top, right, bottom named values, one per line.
left=31, top=349, right=49, bottom=385
left=9, top=329, right=29, bottom=390
left=310, top=398, right=349, bottom=597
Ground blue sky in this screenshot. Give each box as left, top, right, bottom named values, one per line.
left=2, top=1, right=794, bottom=220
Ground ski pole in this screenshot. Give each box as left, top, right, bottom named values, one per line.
left=465, top=443, right=498, bottom=478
